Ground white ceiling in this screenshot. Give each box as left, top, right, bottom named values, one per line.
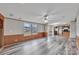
left=0, top=3, right=79, bottom=24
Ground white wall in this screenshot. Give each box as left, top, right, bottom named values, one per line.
left=48, top=25, right=54, bottom=36
left=4, top=18, right=24, bottom=35
left=77, top=16, right=79, bottom=36
left=37, top=24, right=45, bottom=32
left=70, top=21, right=76, bottom=38
left=4, top=18, right=46, bottom=36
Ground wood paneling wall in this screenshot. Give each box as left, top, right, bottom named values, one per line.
left=4, top=34, right=24, bottom=45
left=4, top=32, right=47, bottom=48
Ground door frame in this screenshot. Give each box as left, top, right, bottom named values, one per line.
left=0, top=13, right=4, bottom=48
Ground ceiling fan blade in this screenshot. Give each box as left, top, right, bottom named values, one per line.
left=47, top=9, right=65, bottom=17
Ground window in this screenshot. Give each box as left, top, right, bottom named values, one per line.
left=24, top=23, right=32, bottom=36
left=24, top=23, right=38, bottom=36
left=31, top=24, right=38, bottom=34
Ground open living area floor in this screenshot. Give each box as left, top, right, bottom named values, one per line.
left=0, top=36, right=78, bottom=55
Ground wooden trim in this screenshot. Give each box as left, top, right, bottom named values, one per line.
left=76, top=36, right=79, bottom=48
left=0, top=14, right=4, bottom=20
left=0, top=13, right=4, bottom=48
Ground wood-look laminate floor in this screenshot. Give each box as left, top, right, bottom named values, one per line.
left=0, top=36, right=75, bottom=55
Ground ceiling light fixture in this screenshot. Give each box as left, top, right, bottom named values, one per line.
left=44, top=14, right=48, bottom=23
left=44, top=19, right=48, bottom=23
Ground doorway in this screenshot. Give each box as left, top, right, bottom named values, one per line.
left=53, top=24, right=70, bottom=38
left=0, top=13, right=4, bottom=48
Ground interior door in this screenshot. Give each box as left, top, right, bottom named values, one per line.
left=0, top=14, right=4, bottom=48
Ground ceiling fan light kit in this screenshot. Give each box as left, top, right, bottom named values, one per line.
left=44, top=19, right=48, bottom=23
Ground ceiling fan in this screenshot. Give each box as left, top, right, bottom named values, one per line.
left=41, top=10, right=60, bottom=23
left=43, top=14, right=48, bottom=23
left=30, top=9, right=63, bottom=24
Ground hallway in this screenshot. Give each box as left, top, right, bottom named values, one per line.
left=0, top=36, right=71, bottom=55
left=0, top=3, right=79, bottom=55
